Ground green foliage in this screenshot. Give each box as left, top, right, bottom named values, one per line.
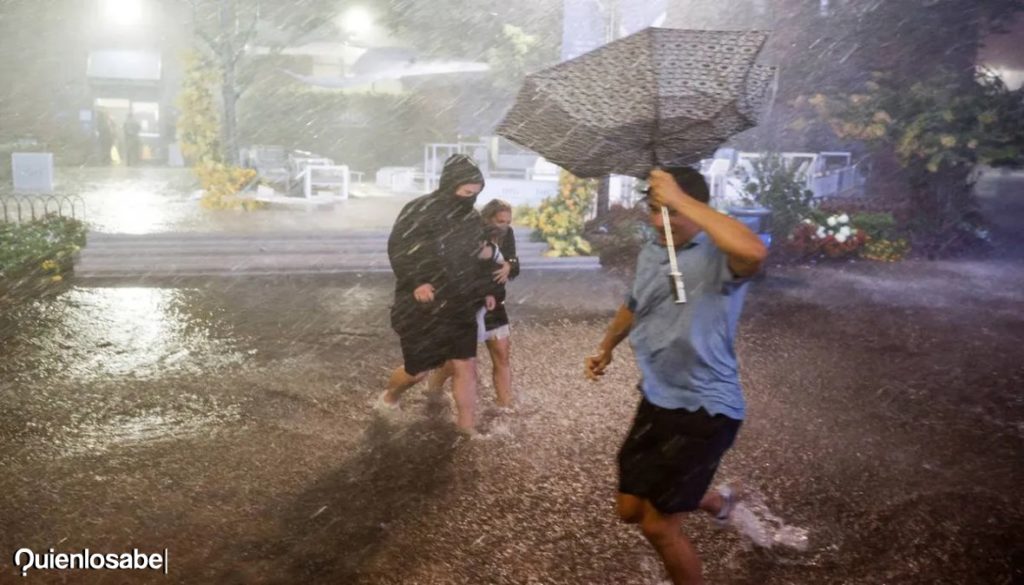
left=365, top=0, right=559, bottom=110
left=742, top=153, right=815, bottom=241
left=523, top=171, right=596, bottom=257
left=815, top=69, right=1024, bottom=174
left=486, top=24, right=551, bottom=92
left=851, top=212, right=899, bottom=242
left=0, top=216, right=86, bottom=284
left=810, top=67, right=1024, bottom=251
left=367, top=0, right=560, bottom=63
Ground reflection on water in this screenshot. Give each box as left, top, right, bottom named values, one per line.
left=64, top=166, right=407, bottom=234
left=71, top=167, right=201, bottom=234
left=63, top=287, right=248, bottom=379
left=1, top=286, right=247, bottom=383
left=2, top=285, right=252, bottom=458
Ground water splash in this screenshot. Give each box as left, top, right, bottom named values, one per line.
left=725, top=489, right=810, bottom=551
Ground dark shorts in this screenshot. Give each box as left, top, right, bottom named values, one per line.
left=618, top=397, right=742, bottom=514
left=398, top=320, right=478, bottom=376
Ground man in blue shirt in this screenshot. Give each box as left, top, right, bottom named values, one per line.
left=585, top=167, right=767, bottom=585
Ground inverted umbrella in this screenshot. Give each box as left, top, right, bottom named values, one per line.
left=497, top=27, right=775, bottom=302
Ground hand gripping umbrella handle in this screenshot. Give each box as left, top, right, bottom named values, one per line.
left=661, top=206, right=686, bottom=304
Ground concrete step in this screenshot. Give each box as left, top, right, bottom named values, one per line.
left=75, top=230, right=599, bottom=278
left=75, top=259, right=599, bottom=278
left=76, top=253, right=598, bottom=269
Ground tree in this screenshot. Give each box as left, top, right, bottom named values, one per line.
left=364, top=0, right=561, bottom=133
left=185, top=0, right=339, bottom=164
left=731, top=0, right=1024, bottom=151
left=814, top=68, right=1024, bottom=253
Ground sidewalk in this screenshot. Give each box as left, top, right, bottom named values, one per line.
left=75, top=231, right=599, bottom=279
left=61, top=166, right=413, bottom=234
left=62, top=166, right=600, bottom=279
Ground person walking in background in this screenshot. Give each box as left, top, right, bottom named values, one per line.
left=123, top=111, right=141, bottom=166
left=96, top=111, right=113, bottom=166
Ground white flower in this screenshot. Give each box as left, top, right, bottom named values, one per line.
left=827, top=216, right=837, bottom=227
left=827, top=229, right=835, bottom=237
left=815, top=227, right=826, bottom=239
left=838, top=214, right=850, bottom=224
left=802, top=218, right=814, bottom=225
left=835, top=233, right=848, bottom=244
left=839, top=226, right=851, bottom=237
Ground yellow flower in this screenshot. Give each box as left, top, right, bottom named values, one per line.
left=50, top=275, right=63, bottom=283
left=939, top=135, right=957, bottom=148
left=872, top=111, right=892, bottom=124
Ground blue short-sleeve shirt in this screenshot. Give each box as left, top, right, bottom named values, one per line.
left=627, top=232, right=750, bottom=420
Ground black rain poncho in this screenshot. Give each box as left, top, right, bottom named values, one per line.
left=387, top=155, right=500, bottom=342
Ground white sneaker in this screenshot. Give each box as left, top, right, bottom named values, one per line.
left=726, top=502, right=774, bottom=548
left=713, top=485, right=809, bottom=550
left=712, top=485, right=771, bottom=548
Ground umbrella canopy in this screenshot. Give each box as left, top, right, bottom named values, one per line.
left=497, top=28, right=776, bottom=179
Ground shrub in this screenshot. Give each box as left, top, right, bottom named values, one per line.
left=195, top=163, right=263, bottom=211
left=851, top=211, right=899, bottom=241
left=0, top=215, right=86, bottom=285
left=528, top=171, right=595, bottom=257
left=861, top=238, right=911, bottom=262
left=742, top=153, right=815, bottom=241
left=584, top=204, right=647, bottom=271
left=787, top=212, right=868, bottom=259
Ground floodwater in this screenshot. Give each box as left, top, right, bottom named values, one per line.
left=0, top=174, right=1022, bottom=584
left=57, top=166, right=411, bottom=233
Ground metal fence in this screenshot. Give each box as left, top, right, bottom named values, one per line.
left=0, top=194, right=86, bottom=224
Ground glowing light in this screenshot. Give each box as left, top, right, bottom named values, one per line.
left=102, top=0, right=144, bottom=27
left=342, top=6, right=373, bottom=35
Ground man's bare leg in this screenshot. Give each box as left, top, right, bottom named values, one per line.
left=485, top=337, right=513, bottom=407
left=382, top=366, right=428, bottom=405
left=427, top=360, right=454, bottom=394
left=450, top=357, right=478, bottom=431
left=617, top=493, right=704, bottom=585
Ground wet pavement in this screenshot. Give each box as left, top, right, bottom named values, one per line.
left=0, top=174, right=1022, bottom=584
left=58, top=166, right=412, bottom=234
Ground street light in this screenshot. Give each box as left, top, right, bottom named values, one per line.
left=102, top=0, right=144, bottom=28
left=342, top=6, right=373, bottom=36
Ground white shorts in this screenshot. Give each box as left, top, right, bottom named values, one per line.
left=476, top=307, right=511, bottom=343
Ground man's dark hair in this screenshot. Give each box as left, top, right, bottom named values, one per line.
left=663, top=166, right=710, bottom=204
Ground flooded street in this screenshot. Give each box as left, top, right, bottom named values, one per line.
left=3, top=201, right=1023, bottom=584
left=64, top=167, right=410, bottom=234
left=3, top=1, right=1023, bottom=582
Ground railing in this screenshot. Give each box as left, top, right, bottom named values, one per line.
left=1, top=194, right=86, bottom=223
left=295, top=164, right=351, bottom=199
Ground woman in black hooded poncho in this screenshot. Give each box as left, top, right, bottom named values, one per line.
left=380, top=154, right=501, bottom=432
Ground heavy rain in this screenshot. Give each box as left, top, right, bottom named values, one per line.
left=1, top=1, right=1022, bottom=584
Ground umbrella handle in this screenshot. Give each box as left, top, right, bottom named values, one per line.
left=661, top=206, right=686, bottom=304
